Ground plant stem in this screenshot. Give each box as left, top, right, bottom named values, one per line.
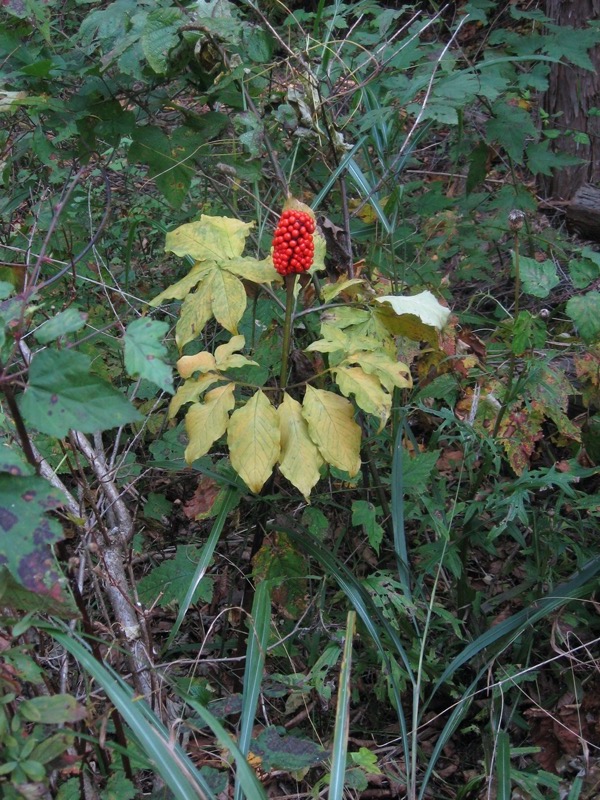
left=279, top=274, right=297, bottom=392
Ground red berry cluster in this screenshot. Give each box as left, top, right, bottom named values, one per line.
left=272, top=210, right=315, bottom=276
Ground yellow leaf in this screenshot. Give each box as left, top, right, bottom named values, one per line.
left=215, top=335, right=258, bottom=371
left=176, top=273, right=214, bottom=349
left=149, top=263, right=212, bottom=307
left=334, top=366, right=391, bottom=430
left=301, top=386, right=361, bottom=477
left=278, top=393, right=323, bottom=500
left=346, top=351, right=412, bottom=393
left=169, top=374, right=221, bottom=417
left=184, top=383, right=236, bottom=464
left=177, top=351, right=217, bottom=379
left=227, top=390, right=280, bottom=493
left=224, top=256, right=281, bottom=284
left=165, top=216, right=254, bottom=261
left=210, top=269, right=246, bottom=334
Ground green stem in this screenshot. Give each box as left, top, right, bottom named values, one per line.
left=279, top=274, right=297, bottom=392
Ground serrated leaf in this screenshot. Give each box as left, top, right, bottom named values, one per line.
left=141, top=8, right=182, bottom=74
left=224, top=256, right=281, bottom=284
left=149, top=263, right=211, bottom=307
left=124, top=318, right=174, bottom=394
left=566, top=292, right=600, bottom=343
left=19, top=349, right=142, bottom=437
left=334, top=366, right=391, bottom=430
left=33, top=309, right=87, bottom=344
left=176, top=273, right=214, bottom=349
left=301, top=386, right=361, bottom=477
left=166, top=216, right=254, bottom=261
left=375, top=290, right=450, bottom=332
left=346, top=351, right=412, bottom=393
left=569, top=255, right=600, bottom=290
left=227, top=390, right=280, bottom=493
left=137, top=545, right=214, bottom=608
left=517, top=254, right=559, bottom=298
left=401, top=449, right=440, bottom=493
left=210, top=269, right=246, bottom=334
left=184, top=383, right=235, bottom=463
left=169, top=374, right=221, bottom=417
left=128, top=126, right=194, bottom=208
left=278, top=393, right=323, bottom=500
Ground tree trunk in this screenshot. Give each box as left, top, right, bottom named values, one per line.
left=541, top=0, right=600, bottom=200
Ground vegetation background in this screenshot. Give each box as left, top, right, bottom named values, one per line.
left=0, top=0, right=600, bottom=798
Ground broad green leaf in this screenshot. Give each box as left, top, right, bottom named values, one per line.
left=352, top=500, right=384, bottom=554
left=33, top=309, right=87, bottom=344
left=177, top=351, right=217, bottom=379
left=165, top=216, right=254, bottom=261
left=19, top=349, right=142, bottom=437
left=124, top=318, right=174, bottom=394
left=210, top=269, right=246, bottom=334
left=185, top=383, right=236, bottom=463
left=334, top=366, right=391, bottom=430
left=569, top=254, right=600, bottom=290
left=149, top=263, right=211, bottom=307
left=517, top=254, right=559, bottom=298
left=0, top=567, right=77, bottom=617
left=141, top=8, right=182, bottom=74
left=0, top=475, right=66, bottom=600
left=224, top=256, right=281, bottom=284
left=278, top=393, right=323, bottom=500
left=566, top=292, right=600, bottom=343
left=176, top=274, right=214, bottom=348
left=21, top=695, right=86, bottom=724
left=129, top=126, right=195, bottom=208
left=252, top=726, right=327, bottom=771
left=374, top=290, right=450, bottom=332
left=346, top=351, right=412, bottom=393
left=137, top=545, right=214, bottom=608
left=169, top=374, right=221, bottom=417
left=301, top=386, right=361, bottom=477
left=227, top=390, right=280, bottom=493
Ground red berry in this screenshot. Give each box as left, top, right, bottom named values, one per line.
left=271, top=209, right=315, bottom=276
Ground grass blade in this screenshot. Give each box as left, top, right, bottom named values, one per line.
left=392, top=421, right=411, bottom=599
left=495, top=730, right=511, bottom=800
left=46, top=624, right=214, bottom=800
left=328, top=610, right=356, bottom=800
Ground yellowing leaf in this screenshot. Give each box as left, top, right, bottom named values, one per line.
left=301, top=386, right=361, bottom=477
left=346, top=351, right=412, bottom=393
left=166, top=216, right=254, bottom=261
left=321, top=278, right=366, bottom=303
left=228, top=391, right=280, bottom=493
left=278, top=393, right=323, bottom=500
left=375, top=290, right=450, bottom=332
left=334, top=366, right=391, bottom=430
left=224, top=256, right=281, bottom=284
left=184, top=383, right=236, bottom=464
left=215, top=335, right=258, bottom=371
left=176, top=274, right=214, bottom=349
left=177, top=351, right=217, bottom=378
left=149, top=263, right=212, bottom=307
left=210, top=269, right=246, bottom=334
left=169, top=374, right=221, bottom=417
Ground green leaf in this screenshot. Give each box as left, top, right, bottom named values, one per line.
left=33, top=309, right=87, bottom=344
left=129, top=126, right=194, bottom=208
left=511, top=311, right=547, bottom=355
left=352, top=500, right=384, bottom=554
left=137, top=545, right=214, bottom=608
left=526, top=140, right=582, bottom=176
left=401, top=448, right=440, bottom=494
left=486, top=103, right=537, bottom=164
left=20, top=695, right=86, bottom=724
left=141, top=8, right=182, bottom=74
left=569, top=252, right=600, bottom=290
left=252, top=727, right=327, bottom=771
left=228, top=390, right=280, bottom=493
left=517, top=254, right=559, bottom=298
left=301, top=386, right=361, bottom=477
left=19, top=349, right=142, bottom=437
left=124, top=318, right=174, bottom=394
left=566, top=292, right=600, bottom=343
